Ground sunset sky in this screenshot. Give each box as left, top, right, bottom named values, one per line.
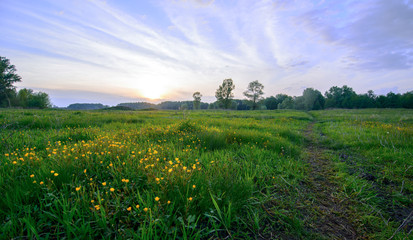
left=1, top=0, right=412, bottom=107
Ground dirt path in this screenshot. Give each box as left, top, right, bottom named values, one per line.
left=303, top=122, right=357, bottom=239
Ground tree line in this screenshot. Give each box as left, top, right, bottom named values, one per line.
left=0, top=56, right=51, bottom=109
left=117, top=80, right=412, bottom=111
left=207, top=79, right=413, bottom=110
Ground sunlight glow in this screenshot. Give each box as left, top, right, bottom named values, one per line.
left=138, top=83, right=167, bottom=100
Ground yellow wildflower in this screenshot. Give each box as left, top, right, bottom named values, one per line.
left=110, top=188, right=115, bottom=192
left=102, top=182, right=106, bottom=186
left=76, top=187, right=81, bottom=191
left=54, top=173, right=59, bottom=177
left=30, top=174, right=34, bottom=178
left=127, top=207, right=131, bottom=211
left=155, top=197, right=160, bottom=201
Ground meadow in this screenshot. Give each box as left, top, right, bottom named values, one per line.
left=0, top=109, right=411, bottom=239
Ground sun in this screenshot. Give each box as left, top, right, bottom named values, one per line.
left=139, top=84, right=167, bottom=100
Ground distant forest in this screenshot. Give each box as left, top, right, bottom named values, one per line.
left=66, top=85, right=413, bottom=110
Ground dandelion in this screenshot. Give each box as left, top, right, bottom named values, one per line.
left=168, top=168, right=173, bottom=173
left=12, top=161, right=17, bottom=164
left=95, top=205, right=100, bottom=210
left=127, top=207, right=132, bottom=211
left=110, top=188, right=115, bottom=192
left=143, top=208, right=148, bottom=212
left=33, top=180, right=36, bottom=183
left=40, top=181, right=44, bottom=185
left=54, top=173, right=59, bottom=177
left=102, top=182, right=106, bottom=186
left=192, top=185, right=196, bottom=189
left=4, top=153, right=9, bottom=157
left=30, top=174, right=34, bottom=178
left=51, top=170, right=55, bottom=174
left=167, top=201, right=171, bottom=204
left=188, top=197, right=193, bottom=201
left=76, top=186, right=81, bottom=191
left=155, top=197, right=160, bottom=201
left=91, top=200, right=94, bottom=203
left=84, top=169, right=87, bottom=174
left=136, top=204, right=140, bottom=209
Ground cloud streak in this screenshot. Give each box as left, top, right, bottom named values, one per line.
left=0, top=0, right=412, bottom=106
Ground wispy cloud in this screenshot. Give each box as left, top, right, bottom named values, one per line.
left=0, top=0, right=412, bottom=107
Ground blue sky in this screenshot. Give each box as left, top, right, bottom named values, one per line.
left=1, top=0, right=412, bottom=107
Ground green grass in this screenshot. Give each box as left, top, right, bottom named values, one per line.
left=0, top=109, right=310, bottom=239
left=0, top=108, right=411, bottom=239
left=311, top=109, right=413, bottom=239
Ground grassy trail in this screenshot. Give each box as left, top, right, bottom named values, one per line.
left=303, top=121, right=357, bottom=239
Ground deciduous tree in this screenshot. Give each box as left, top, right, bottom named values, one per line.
left=215, top=79, right=235, bottom=109
left=302, top=88, right=324, bottom=110
left=243, top=80, right=264, bottom=110
left=192, top=92, right=202, bottom=110
left=0, top=56, right=21, bottom=107
left=325, top=85, right=357, bottom=108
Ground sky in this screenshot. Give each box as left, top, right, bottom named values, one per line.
left=1, top=0, right=413, bottom=107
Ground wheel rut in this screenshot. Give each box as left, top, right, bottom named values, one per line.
left=303, top=122, right=357, bottom=240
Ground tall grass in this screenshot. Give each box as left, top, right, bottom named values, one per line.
left=0, top=109, right=310, bottom=239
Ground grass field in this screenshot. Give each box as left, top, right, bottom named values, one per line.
left=0, top=109, right=412, bottom=239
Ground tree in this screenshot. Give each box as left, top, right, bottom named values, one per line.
left=215, top=78, right=235, bottom=109
left=243, top=80, right=264, bottom=110
left=192, top=92, right=202, bottom=110
left=17, top=88, right=51, bottom=109
left=264, top=96, right=278, bottom=110
left=302, top=88, right=324, bottom=110
left=28, top=91, right=51, bottom=109
left=278, top=96, right=294, bottom=109
left=1, top=56, right=22, bottom=107
left=401, top=91, right=413, bottom=109
left=385, top=92, right=401, bottom=108
left=17, top=88, right=33, bottom=108
left=324, top=85, right=357, bottom=108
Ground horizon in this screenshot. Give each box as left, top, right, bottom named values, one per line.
left=1, top=0, right=413, bottom=107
